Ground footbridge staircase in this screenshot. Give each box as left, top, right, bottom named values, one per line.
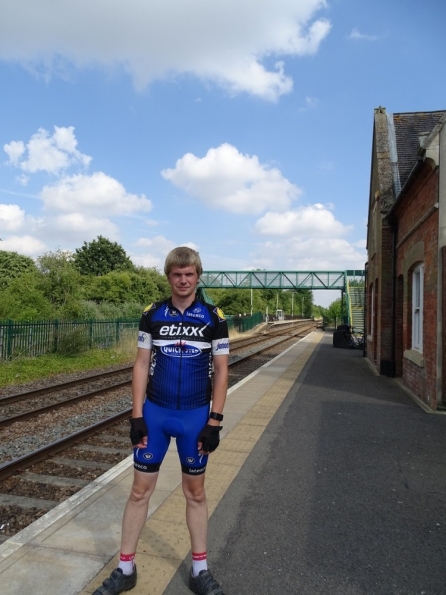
left=346, top=281, right=365, bottom=335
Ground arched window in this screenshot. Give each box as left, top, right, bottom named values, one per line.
left=412, top=264, right=424, bottom=352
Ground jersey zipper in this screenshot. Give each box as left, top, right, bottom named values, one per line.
left=177, top=309, right=185, bottom=409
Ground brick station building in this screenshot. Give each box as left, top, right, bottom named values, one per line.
left=366, top=107, right=446, bottom=410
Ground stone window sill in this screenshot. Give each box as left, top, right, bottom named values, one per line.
left=404, top=349, right=424, bottom=368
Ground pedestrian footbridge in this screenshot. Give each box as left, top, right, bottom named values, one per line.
left=199, top=269, right=366, bottom=332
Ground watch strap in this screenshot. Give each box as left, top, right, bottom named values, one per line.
left=209, top=411, right=224, bottom=421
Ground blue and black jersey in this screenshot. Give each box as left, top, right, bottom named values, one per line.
left=137, top=297, right=229, bottom=410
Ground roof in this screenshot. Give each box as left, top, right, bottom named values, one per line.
left=393, top=111, right=446, bottom=187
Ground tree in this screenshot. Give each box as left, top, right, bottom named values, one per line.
left=207, top=288, right=252, bottom=315
left=0, top=250, right=37, bottom=290
left=36, top=250, right=83, bottom=309
left=323, top=298, right=347, bottom=326
left=0, top=272, right=52, bottom=320
left=73, top=235, right=134, bottom=276
left=84, top=267, right=170, bottom=305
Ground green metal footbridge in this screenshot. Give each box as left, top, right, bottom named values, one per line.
left=199, top=269, right=366, bottom=333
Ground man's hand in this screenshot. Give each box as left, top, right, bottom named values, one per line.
left=198, top=424, right=222, bottom=454
left=129, top=417, right=148, bottom=447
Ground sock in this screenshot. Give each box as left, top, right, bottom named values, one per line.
left=192, top=552, right=208, bottom=577
left=118, top=553, right=135, bottom=575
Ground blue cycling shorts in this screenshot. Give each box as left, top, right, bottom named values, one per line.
left=133, top=400, right=210, bottom=475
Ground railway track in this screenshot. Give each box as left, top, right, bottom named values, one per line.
left=0, top=322, right=316, bottom=541
left=0, top=320, right=311, bottom=426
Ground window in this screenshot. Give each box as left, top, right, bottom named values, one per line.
left=412, top=264, right=424, bottom=352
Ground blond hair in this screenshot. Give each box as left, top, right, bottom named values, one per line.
left=164, top=247, right=203, bottom=277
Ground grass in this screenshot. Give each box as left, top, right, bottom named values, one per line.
left=0, top=334, right=137, bottom=389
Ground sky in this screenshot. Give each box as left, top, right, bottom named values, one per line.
left=1, top=0, right=445, bottom=307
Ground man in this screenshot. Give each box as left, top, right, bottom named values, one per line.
left=94, top=247, right=229, bottom=595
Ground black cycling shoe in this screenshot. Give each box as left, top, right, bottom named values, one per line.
left=189, top=568, right=225, bottom=595
left=93, top=566, right=137, bottom=595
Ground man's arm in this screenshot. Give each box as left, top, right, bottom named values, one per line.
left=130, top=347, right=151, bottom=447
left=208, top=354, right=228, bottom=426
left=197, top=353, right=228, bottom=454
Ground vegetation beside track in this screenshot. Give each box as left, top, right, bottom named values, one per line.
left=0, top=343, right=135, bottom=388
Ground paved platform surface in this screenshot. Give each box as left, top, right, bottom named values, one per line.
left=2, top=331, right=446, bottom=594
left=165, top=334, right=446, bottom=595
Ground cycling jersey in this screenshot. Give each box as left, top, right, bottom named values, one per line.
left=137, top=297, right=229, bottom=410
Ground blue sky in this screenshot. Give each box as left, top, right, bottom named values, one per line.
left=1, top=0, right=445, bottom=306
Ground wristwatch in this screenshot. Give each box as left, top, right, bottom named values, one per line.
left=209, top=411, right=224, bottom=421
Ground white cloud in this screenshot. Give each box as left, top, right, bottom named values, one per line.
left=133, top=235, right=199, bottom=269
left=348, top=28, right=378, bottom=41
left=1, top=127, right=154, bottom=256
left=0, top=0, right=331, bottom=101
left=40, top=172, right=153, bottom=215
left=0, top=204, right=27, bottom=231
left=4, top=126, right=91, bottom=174
left=250, top=236, right=366, bottom=271
left=162, top=143, right=300, bottom=214
left=254, top=203, right=352, bottom=237
left=49, top=213, right=119, bottom=241
left=299, top=96, right=318, bottom=111
left=0, top=234, right=47, bottom=256
left=0, top=203, right=43, bottom=233
left=3, top=140, right=25, bottom=166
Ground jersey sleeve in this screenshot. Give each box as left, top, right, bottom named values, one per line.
left=211, top=306, right=230, bottom=355
left=137, top=303, right=155, bottom=350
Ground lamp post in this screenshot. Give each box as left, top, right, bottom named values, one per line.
left=291, top=292, right=298, bottom=318
left=301, top=296, right=305, bottom=318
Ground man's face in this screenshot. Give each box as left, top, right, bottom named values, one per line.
left=167, top=265, right=199, bottom=300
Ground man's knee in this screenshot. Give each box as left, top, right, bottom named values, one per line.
left=182, top=476, right=206, bottom=504
left=130, top=471, right=158, bottom=503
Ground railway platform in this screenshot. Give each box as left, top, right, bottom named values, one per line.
left=2, top=330, right=446, bottom=595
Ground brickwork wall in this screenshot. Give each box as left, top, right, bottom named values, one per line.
left=394, top=163, right=439, bottom=408
left=443, top=247, right=446, bottom=401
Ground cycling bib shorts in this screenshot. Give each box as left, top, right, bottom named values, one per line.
left=133, top=400, right=210, bottom=475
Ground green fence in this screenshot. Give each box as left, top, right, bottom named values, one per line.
left=0, top=318, right=140, bottom=361
left=226, top=312, right=263, bottom=333
left=0, top=312, right=265, bottom=361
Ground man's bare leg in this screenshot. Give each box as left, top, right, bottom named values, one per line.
left=121, top=470, right=159, bottom=554
left=183, top=473, right=225, bottom=593
left=183, top=473, right=208, bottom=551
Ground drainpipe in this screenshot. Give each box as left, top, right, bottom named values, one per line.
left=363, top=262, right=368, bottom=357
left=389, top=216, right=398, bottom=377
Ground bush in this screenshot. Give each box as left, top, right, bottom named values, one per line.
left=57, top=328, right=90, bottom=356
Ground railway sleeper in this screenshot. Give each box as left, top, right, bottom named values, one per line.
left=19, top=472, right=89, bottom=489
left=0, top=493, right=56, bottom=511
left=89, top=434, right=130, bottom=445
left=50, top=457, right=111, bottom=471
left=69, top=444, right=131, bottom=457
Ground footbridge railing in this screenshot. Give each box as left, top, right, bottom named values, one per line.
left=199, top=270, right=365, bottom=291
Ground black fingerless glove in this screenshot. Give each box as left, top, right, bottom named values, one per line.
left=129, top=417, right=148, bottom=445
left=198, top=424, right=222, bottom=454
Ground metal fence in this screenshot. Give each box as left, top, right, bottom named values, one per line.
left=0, top=319, right=140, bottom=360
left=226, top=312, right=263, bottom=333
left=0, top=312, right=264, bottom=361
